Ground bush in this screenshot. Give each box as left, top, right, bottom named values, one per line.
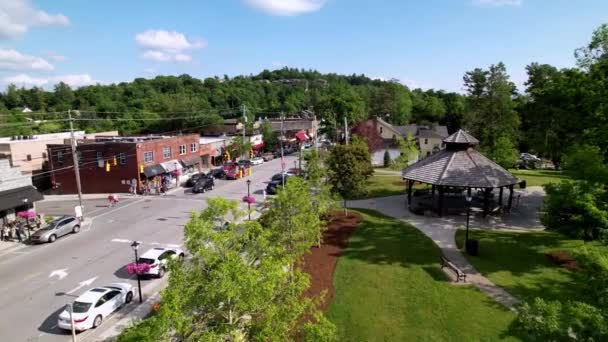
left=383, top=149, right=391, bottom=167
left=541, top=181, right=608, bottom=241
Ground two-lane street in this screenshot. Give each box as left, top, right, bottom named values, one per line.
left=0, top=155, right=296, bottom=342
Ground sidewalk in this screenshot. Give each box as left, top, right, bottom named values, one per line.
left=349, top=195, right=520, bottom=309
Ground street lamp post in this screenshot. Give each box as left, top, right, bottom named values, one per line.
left=246, top=179, right=251, bottom=221
left=465, top=196, right=473, bottom=254
left=22, top=198, right=30, bottom=240
left=131, top=241, right=143, bottom=303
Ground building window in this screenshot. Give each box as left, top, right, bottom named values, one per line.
left=96, top=151, right=103, bottom=161
left=119, top=152, right=127, bottom=165
left=380, top=127, right=383, bottom=134
left=190, top=143, right=197, bottom=153
left=57, top=151, right=64, bottom=163
left=26, top=154, right=31, bottom=161
left=179, top=144, right=186, bottom=155
left=424, top=138, right=428, bottom=145
left=42, top=152, right=47, bottom=159
left=163, top=147, right=172, bottom=159
left=76, top=151, right=83, bottom=165
left=144, top=151, right=154, bottom=164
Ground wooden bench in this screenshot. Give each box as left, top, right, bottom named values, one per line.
left=440, top=255, right=467, bottom=283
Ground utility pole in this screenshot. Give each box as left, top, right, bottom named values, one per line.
left=280, top=112, right=285, bottom=189
left=344, top=116, right=349, bottom=145
left=242, top=104, right=247, bottom=161
left=68, top=110, right=84, bottom=219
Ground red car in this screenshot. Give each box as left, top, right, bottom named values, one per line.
left=225, top=168, right=241, bottom=180
left=222, top=162, right=238, bottom=173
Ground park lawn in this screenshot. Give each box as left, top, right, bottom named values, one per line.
left=327, top=209, right=518, bottom=342
left=362, top=173, right=405, bottom=198
left=509, top=169, right=569, bottom=187
left=455, top=229, right=608, bottom=304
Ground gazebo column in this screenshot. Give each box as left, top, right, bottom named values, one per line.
left=507, top=185, right=514, bottom=211
left=407, top=180, right=414, bottom=209
left=483, top=188, right=491, bottom=217
left=438, top=186, right=444, bottom=217
left=431, top=184, right=436, bottom=198
left=499, top=187, right=504, bottom=207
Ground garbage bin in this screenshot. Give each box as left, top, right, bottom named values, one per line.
left=466, top=239, right=479, bottom=256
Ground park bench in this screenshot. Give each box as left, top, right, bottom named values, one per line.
left=440, top=255, right=467, bottom=283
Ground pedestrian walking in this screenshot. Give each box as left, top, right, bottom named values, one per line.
left=1, top=225, right=9, bottom=241
left=14, top=223, right=22, bottom=242
left=35, top=215, right=42, bottom=230
left=108, top=194, right=119, bottom=207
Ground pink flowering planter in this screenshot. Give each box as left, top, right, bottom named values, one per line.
left=242, top=196, right=256, bottom=204
left=125, top=262, right=151, bottom=275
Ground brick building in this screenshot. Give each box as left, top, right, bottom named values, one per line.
left=47, top=134, right=200, bottom=194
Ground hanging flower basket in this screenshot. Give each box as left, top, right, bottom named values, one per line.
left=242, top=195, right=256, bottom=204
left=125, top=262, right=151, bottom=275
left=17, top=209, right=36, bottom=219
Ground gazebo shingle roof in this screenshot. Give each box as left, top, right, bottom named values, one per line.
left=402, top=130, right=520, bottom=188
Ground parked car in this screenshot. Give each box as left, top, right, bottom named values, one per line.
left=57, top=283, right=133, bottom=331
left=251, top=157, right=264, bottom=165
left=222, top=162, right=238, bottom=173
left=238, top=159, right=252, bottom=169
left=137, top=247, right=185, bottom=278
left=520, top=153, right=541, bottom=162
left=192, top=176, right=214, bottom=193
left=185, top=172, right=206, bottom=187
left=262, top=152, right=274, bottom=161
left=209, top=168, right=226, bottom=179
left=225, top=168, right=242, bottom=180
left=30, top=216, right=80, bottom=243
left=266, top=173, right=294, bottom=195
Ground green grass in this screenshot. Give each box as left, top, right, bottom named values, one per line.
left=455, top=229, right=608, bottom=304
left=509, top=169, right=570, bottom=187
left=327, top=209, right=518, bottom=341
left=362, top=173, right=405, bottom=198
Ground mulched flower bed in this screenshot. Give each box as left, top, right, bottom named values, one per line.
left=300, top=210, right=363, bottom=311
left=545, top=250, right=579, bottom=271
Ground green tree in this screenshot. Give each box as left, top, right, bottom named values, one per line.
left=391, top=133, right=419, bottom=170
left=563, top=144, right=608, bottom=183
left=326, top=138, right=373, bottom=213
left=119, top=198, right=334, bottom=341
left=261, top=177, right=323, bottom=264
left=463, top=63, right=520, bottom=151
left=260, top=120, right=278, bottom=151
left=484, top=135, right=518, bottom=169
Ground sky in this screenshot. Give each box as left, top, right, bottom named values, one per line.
left=0, top=0, right=607, bottom=93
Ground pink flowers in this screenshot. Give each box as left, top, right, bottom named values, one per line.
left=125, top=262, right=151, bottom=275
left=242, top=195, right=256, bottom=204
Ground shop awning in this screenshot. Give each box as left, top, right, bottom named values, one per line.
left=143, top=164, right=165, bottom=178
left=296, top=131, right=309, bottom=142
left=181, top=156, right=201, bottom=167
left=161, top=160, right=184, bottom=173
left=252, top=143, right=265, bottom=150
left=0, top=186, right=43, bottom=212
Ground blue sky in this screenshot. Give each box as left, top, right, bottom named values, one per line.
left=0, top=0, right=607, bottom=92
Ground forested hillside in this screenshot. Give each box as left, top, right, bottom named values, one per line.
left=2, top=24, right=608, bottom=166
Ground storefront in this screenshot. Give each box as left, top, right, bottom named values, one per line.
left=0, top=185, right=44, bottom=225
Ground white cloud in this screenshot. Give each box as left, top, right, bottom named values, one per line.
left=472, top=0, right=522, bottom=7
left=136, top=29, right=205, bottom=63
left=3, top=73, right=100, bottom=88
left=244, top=0, right=325, bottom=16
left=0, top=48, right=53, bottom=71
left=43, top=51, right=67, bottom=62
left=0, top=0, right=69, bottom=39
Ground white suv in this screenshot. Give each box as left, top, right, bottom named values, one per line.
left=138, top=247, right=185, bottom=278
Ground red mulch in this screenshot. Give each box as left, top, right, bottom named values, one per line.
left=300, top=210, right=363, bottom=311
left=545, top=250, right=579, bottom=271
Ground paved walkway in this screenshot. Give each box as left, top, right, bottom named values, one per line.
left=347, top=188, right=546, bottom=309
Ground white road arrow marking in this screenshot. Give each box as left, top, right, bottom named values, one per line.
left=49, top=268, right=68, bottom=280
left=66, top=276, right=98, bottom=295
left=111, top=238, right=132, bottom=243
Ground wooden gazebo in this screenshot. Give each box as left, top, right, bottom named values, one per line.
left=402, top=130, right=522, bottom=216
